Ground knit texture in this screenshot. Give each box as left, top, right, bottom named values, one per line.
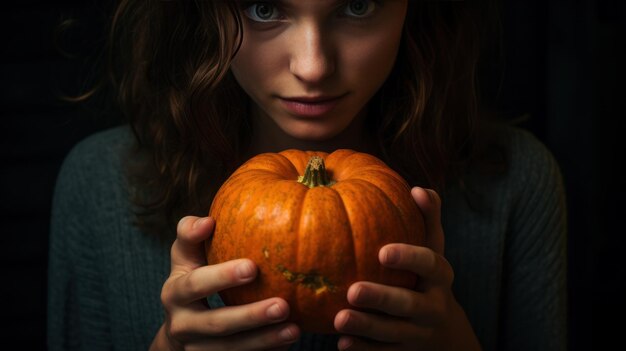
left=48, top=124, right=567, bottom=350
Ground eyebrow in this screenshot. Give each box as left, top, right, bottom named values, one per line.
left=239, top=0, right=347, bottom=7
left=238, top=0, right=344, bottom=12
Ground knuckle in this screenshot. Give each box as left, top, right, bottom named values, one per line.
left=429, top=254, right=454, bottom=286
left=160, top=281, right=175, bottom=307
left=375, top=288, right=392, bottom=309
left=167, top=318, right=188, bottom=340
left=205, top=318, right=229, bottom=336
left=214, top=261, right=238, bottom=286
left=415, top=247, right=439, bottom=279
left=406, top=294, right=422, bottom=316
left=426, top=251, right=438, bottom=275
left=176, top=216, right=192, bottom=233
left=445, top=269, right=455, bottom=287
left=183, top=270, right=207, bottom=297
left=246, top=303, right=266, bottom=324
left=411, top=244, right=426, bottom=259
left=430, top=294, right=449, bottom=325
left=259, top=329, right=286, bottom=348
left=355, top=312, right=372, bottom=333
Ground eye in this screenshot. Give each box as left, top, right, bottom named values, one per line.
left=243, top=2, right=282, bottom=22
left=343, top=0, right=376, bottom=18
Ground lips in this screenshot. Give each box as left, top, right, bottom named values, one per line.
left=279, top=94, right=346, bottom=117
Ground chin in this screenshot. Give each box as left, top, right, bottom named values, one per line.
left=285, top=115, right=357, bottom=138
left=284, top=125, right=344, bottom=144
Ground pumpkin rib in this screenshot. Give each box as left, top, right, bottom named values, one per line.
left=211, top=172, right=280, bottom=217
left=331, top=184, right=357, bottom=284
left=319, top=182, right=357, bottom=276
left=349, top=177, right=413, bottom=243
left=214, top=171, right=299, bottom=213
left=326, top=152, right=385, bottom=180
left=340, top=165, right=407, bottom=185
left=294, top=185, right=356, bottom=327
left=341, top=170, right=419, bottom=242
left=236, top=152, right=301, bottom=178
left=334, top=177, right=414, bottom=281
left=291, top=182, right=308, bottom=317
left=278, top=150, right=323, bottom=176
left=207, top=149, right=423, bottom=333
left=274, top=152, right=303, bottom=177
left=229, top=168, right=298, bottom=182
left=256, top=179, right=307, bottom=306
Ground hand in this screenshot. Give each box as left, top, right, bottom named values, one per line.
left=334, top=187, right=482, bottom=350
left=150, top=216, right=300, bottom=351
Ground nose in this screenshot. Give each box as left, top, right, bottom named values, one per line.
left=289, top=22, right=335, bottom=84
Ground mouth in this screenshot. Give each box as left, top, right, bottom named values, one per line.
left=278, top=94, right=347, bottom=117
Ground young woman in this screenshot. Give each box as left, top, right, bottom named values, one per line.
left=48, top=1, right=568, bottom=350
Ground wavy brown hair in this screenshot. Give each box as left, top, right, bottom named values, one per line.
left=100, top=0, right=504, bottom=234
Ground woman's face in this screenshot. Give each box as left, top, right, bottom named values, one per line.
left=230, top=0, right=408, bottom=146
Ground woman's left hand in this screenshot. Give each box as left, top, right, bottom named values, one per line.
left=334, top=187, right=482, bottom=351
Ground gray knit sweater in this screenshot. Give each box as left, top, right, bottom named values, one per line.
left=47, top=124, right=567, bottom=351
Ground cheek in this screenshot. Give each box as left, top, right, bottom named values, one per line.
left=231, top=41, right=280, bottom=95
left=342, top=32, right=403, bottom=91
left=231, top=54, right=260, bottom=94
left=230, top=56, right=252, bottom=93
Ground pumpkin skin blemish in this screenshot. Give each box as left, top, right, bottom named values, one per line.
left=276, top=264, right=337, bottom=295
left=205, top=149, right=425, bottom=333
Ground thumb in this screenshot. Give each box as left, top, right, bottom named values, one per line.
left=170, top=216, right=215, bottom=274
left=411, top=187, right=445, bottom=255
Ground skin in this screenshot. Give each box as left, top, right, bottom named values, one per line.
left=232, top=0, right=408, bottom=157
left=151, top=1, right=482, bottom=350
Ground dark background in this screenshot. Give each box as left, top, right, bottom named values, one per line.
left=1, top=1, right=624, bottom=350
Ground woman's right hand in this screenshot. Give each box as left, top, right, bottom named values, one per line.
left=150, top=216, right=301, bottom=351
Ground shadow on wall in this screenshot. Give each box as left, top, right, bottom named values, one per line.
left=0, top=1, right=121, bottom=349
left=495, top=1, right=625, bottom=350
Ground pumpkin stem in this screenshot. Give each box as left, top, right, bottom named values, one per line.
left=297, top=156, right=335, bottom=188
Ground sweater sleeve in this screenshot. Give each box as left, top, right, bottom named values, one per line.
left=47, top=136, right=112, bottom=351
left=500, top=129, right=568, bottom=351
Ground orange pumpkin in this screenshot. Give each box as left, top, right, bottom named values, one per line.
left=205, top=149, right=425, bottom=334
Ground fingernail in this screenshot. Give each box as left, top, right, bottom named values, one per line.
left=193, top=217, right=208, bottom=229
left=336, top=310, right=353, bottom=331
left=351, top=284, right=369, bottom=304
left=338, top=336, right=354, bottom=350
left=236, top=261, right=255, bottom=280
left=425, top=188, right=436, bottom=202
left=266, top=303, right=285, bottom=320
left=279, top=325, right=297, bottom=341
left=383, top=247, right=399, bottom=264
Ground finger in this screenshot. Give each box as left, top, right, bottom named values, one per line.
left=163, top=258, right=257, bottom=306
left=411, top=187, right=444, bottom=254
left=171, top=216, right=216, bottom=272
left=346, top=281, right=445, bottom=324
left=168, top=297, right=291, bottom=338
left=186, top=323, right=300, bottom=351
left=379, top=244, right=454, bottom=287
left=334, top=309, right=429, bottom=344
